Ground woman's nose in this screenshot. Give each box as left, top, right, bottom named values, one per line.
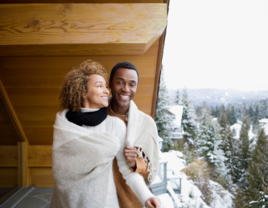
left=104, top=88, right=109, bottom=94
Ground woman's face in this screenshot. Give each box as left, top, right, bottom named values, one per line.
left=83, top=74, right=109, bottom=109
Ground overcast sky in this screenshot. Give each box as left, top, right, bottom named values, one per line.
left=162, top=0, right=268, bottom=92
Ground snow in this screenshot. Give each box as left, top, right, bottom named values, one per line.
left=158, top=151, right=233, bottom=208
left=158, top=193, right=174, bottom=208
left=206, top=95, right=211, bottom=99
left=209, top=180, right=233, bottom=208
left=231, top=118, right=268, bottom=142
left=259, top=118, right=268, bottom=124
left=225, top=92, right=229, bottom=96
left=169, top=105, right=184, bottom=128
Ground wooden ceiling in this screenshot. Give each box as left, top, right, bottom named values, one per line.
left=0, top=0, right=164, bottom=3
left=0, top=3, right=166, bottom=56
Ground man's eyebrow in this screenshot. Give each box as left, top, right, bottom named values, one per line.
left=116, top=78, right=137, bottom=83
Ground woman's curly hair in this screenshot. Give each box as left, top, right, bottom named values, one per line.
left=59, top=59, right=108, bottom=112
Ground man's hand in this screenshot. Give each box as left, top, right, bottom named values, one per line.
left=124, top=146, right=137, bottom=168
left=145, top=197, right=161, bottom=208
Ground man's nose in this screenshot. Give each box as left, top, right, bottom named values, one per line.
left=122, top=84, right=130, bottom=92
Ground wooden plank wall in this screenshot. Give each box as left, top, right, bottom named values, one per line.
left=0, top=40, right=160, bottom=187
left=0, top=40, right=159, bottom=146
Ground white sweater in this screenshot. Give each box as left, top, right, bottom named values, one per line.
left=81, top=108, right=154, bottom=207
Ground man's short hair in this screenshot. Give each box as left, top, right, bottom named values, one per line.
left=109, top=62, right=139, bottom=83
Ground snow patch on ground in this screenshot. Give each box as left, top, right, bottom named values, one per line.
left=209, top=180, right=233, bottom=208
left=160, top=151, right=233, bottom=208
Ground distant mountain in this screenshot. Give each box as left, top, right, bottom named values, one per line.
left=168, top=88, right=268, bottom=107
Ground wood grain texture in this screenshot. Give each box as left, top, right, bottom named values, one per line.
left=28, top=145, right=52, bottom=167
left=0, top=4, right=166, bottom=55
left=0, top=146, right=17, bottom=167
left=0, top=40, right=159, bottom=145
left=0, top=80, right=27, bottom=142
left=29, top=167, right=54, bottom=187
left=19, top=141, right=29, bottom=187
left=0, top=168, right=17, bottom=187
left=151, top=31, right=166, bottom=119
left=0, top=104, right=18, bottom=145
left=0, top=0, right=164, bottom=3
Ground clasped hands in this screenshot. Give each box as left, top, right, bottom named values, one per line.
left=124, top=146, right=161, bottom=208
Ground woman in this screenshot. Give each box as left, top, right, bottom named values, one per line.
left=50, top=60, right=155, bottom=208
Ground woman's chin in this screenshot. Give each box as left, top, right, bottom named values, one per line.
left=101, top=102, right=109, bottom=108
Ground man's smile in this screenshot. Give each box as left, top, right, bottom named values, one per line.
left=119, top=95, right=130, bottom=100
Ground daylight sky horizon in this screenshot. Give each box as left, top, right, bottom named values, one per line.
left=162, top=0, right=268, bottom=92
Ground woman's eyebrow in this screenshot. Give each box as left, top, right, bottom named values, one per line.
left=95, top=81, right=103, bottom=84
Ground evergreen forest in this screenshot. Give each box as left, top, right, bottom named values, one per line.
left=155, top=69, right=268, bottom=207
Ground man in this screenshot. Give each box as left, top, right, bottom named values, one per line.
left=108, top=62, right=161, bottom=208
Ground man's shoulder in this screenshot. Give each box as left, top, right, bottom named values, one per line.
left=130, top=101, right=155, bottom=124
left=136, top=109, right=155, bottom=123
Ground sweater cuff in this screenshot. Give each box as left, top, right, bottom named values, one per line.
left=127, top=176, right=154, bottom=205
left=134, top=157, right=146, bottom=173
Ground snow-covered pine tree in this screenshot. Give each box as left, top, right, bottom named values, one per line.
left=155, top=66, right=173, bottom=152
left=235, top=113, right=251, bottom=188
left=218, top=105, right=228, bottom=130
left=248, top=191, right=268, bottom=208
left=174, top=88, right=180, bottom=105
left=196, top=106, right=214, bottom=160
left=247, top=128, right=268, bottom=204
left=179, top=88, right=197, bottom=145
left=221, top=126, right=236, bottom=188
left=196, top=106, right=227, bottom=177
left=252, top=116, right=260, bottom=134
left=229, top=106, right=237, bottom=125
left=222, top=127, right=235, bottom=171
left=209, top=122, right=227, bottom=176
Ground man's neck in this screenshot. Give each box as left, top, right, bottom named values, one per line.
left=110, top=100, right=129, bottom=116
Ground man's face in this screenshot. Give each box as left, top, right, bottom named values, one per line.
left=109, top=68, right=138, bottom=108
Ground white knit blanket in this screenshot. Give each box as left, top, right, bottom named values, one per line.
left=50, top=110, right=120, bottom=208
left=126, top=101, right=159, bottom=186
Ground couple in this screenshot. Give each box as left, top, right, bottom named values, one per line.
left=50, top=60, right=161, bottom=208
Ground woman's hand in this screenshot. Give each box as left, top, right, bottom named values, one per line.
left=124, top=146, right=137, bottom=168
left=145, top=197, right=161, bottom=208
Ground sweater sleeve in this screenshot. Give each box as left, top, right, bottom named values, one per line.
left=113, top=118, right=154, bottom=205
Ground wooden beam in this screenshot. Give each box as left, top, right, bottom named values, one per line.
left=18, top=141, right=29, bottom=187
left=0, top=0, right=164, bottom=3
left=151, top=0, right=169, bottom=119
left=0, top=4, right=167, bottom=56
left=0, top=79, right=27, bottom=142
left=151, top=31, right=166, bottom=119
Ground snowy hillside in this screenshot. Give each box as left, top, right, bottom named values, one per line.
left=231, top=119, right=268, bottom=145
left=159, top=151, right=233, bottom=208
left=168, top=88, right=268, bottom=107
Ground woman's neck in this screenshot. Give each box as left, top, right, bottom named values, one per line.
left=81, top=107, right=100, bottom=113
